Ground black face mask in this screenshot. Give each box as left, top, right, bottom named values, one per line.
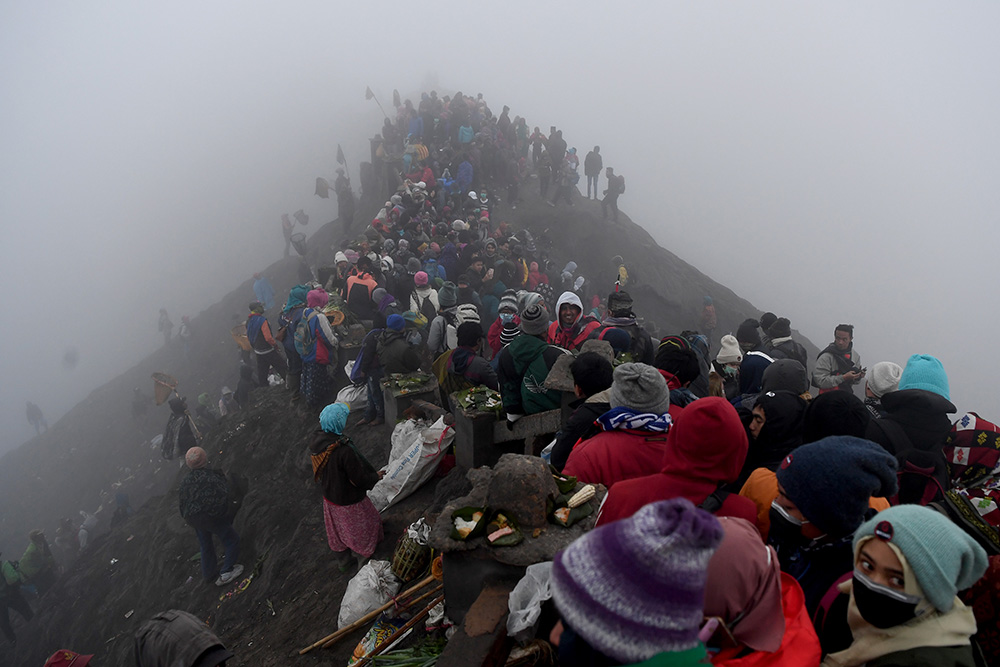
left=852, top=570, right=923, bottom=629
left=767, top=504, right=809, bottom=550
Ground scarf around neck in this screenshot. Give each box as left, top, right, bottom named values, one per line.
left=596, top=406, right=673, bottom=433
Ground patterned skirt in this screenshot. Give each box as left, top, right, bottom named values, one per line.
left=301, top=362, right=335, bottom=409
left=322, top=496, right=383, bottom=557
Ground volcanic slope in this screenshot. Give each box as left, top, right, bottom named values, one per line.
left=0, top=163, right=817, bottom=666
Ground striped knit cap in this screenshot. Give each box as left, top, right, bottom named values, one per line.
left=551, top=498, right=723, bottom=663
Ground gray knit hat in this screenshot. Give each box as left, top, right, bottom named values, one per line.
left=519, top=304, right=549, bottom=336
left=867, top=361, right=903, bottom=398
left=498, top=289, right=518, bottom=314
left=761, top=359, right=808, bottom=394
left=610, top=362, right=671, bottom=415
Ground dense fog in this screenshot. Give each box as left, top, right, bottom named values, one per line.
left=2, top=2, right=998, bottom=454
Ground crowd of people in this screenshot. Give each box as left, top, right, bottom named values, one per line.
left=7, top=90, right=999, bottom=667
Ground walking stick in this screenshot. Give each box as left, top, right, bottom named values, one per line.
left=319, top=584, right=442, bottom=649
left=298, top=574, right=436, bottom=655
left=353, top=594, right=445, bottom=667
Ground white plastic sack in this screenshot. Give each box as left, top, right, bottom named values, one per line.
left=335, top=383, right=368, bottom=412
left=507, top=562, right=554, bottom=643
left=337, top=560, right=400, bottom=629
left=368, top=417, right=454, bottom=512
left=388, top=419, right=426, bottom=463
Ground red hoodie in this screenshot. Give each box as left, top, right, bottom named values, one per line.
left=710, top=573, right=821, bottom=666
left=596, top=397, right=758, bottom=526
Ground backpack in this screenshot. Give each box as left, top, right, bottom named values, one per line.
left=444, top=304, right=481, bottom=350
left=294, top=310, right=319, bottom=357
left=944, top=412, right=1000, bottom=488
left=869, top=418, right=950, bottom=506
left=415, top=292, right=438, bottom=324
left=618, top=175, right=626, bottom=193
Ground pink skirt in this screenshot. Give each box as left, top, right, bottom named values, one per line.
left=322, top=496, right=383, bottom=557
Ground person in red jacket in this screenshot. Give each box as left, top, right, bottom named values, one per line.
left=547, top=291, right=600, bottom=351
left=703, top=517, right=821, bottom=666
left=563, top=362, right=673, bottom=488
left=597, top=396, right=758, bottom=527
left=487, top=290, right=519, bottom=358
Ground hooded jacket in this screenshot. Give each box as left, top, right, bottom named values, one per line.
left=597, top=397, right=757, bottom=526
left=712, top=573, right=822, bottom=667
left=550, top=389, right=612, bottom=472
left=375, top=330, right=421, bottom=375
left=547, top=291, right=601, bottom=351
left=739, top=391, right=808, bottom=486
left=863, top=388, right=956, bottom=455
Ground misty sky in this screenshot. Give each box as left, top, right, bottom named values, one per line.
left=2, top=2, right=998, bottom=453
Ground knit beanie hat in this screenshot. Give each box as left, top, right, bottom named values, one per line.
left=498, top=289, right=518, bottom=314
left=372, top=287, right=387, bottom=304
left=761, top=359, right=808, bottom=394
left=248, top=301, right=264, bottom=314
left=414, top=271, right=429, bottom=287
left=536, top=283, right=554, bottom=310
left=334, top=251, right=348, bottom=264
left=551, top=498, right=723, bottom=663
left=185, top=447, right=208, bottom=469
left=867, top=361, right=903, bottom=398
left=736, top=319, right=761, bottom=347
left=759, top=313, right=777, bottom=334
left=406, top=257, right=422, bottom=275
left=438, top=281, right=458, bottom=308
left=898, top=354, right=949, bottom=400
left=306, top=289, right=329, bottom=308
left=716, top=335, right=742, bottom=365
left=853, top=505, right=988, bottom=613
left=658, top=335, right=690, bottom=352
left=607, top=290, right=633, bottom=316
left=802, top=391, right=870, bottom=443
left=598, top=327, right=631, bottom=355
left=519, top=304, right=549, bottom=336
left=610, top=362, right=671, bottom=415
left=386, top=314, right=405, bottom=332
left=768, top=317, right=791, bottom=339
left=499, top=322, right=521, bottom=346
left=776, top=436, right=898, bottom=537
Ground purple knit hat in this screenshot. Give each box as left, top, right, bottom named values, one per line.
left=551, top=498, right=722, bottom=663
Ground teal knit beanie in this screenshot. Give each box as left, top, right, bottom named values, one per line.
left=898, top=354, right=950, bottom=401
left=853, top=505, right=987, bottom=612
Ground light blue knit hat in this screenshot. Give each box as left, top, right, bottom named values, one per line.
left=853, top=505, right=987, bottom=612
left=898, top=354, right=950, bottom=401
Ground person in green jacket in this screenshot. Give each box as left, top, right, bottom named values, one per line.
left=496, top=304, right=567, bottom=426
left=1, top=557, right=33, bottom=645
left=18, top=530, right=56, bottom=593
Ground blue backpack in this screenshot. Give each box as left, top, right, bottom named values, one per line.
left=349, top=329, right=383, bottom=384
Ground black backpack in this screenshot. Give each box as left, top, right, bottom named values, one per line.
left=869, top=418, right=950, bottom=506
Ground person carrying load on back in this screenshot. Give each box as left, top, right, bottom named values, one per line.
left=18, top=529, right=57, bottom=594
left=178, top=447, right=243, bottom=587
left=310, top=402, right=384, bottom=572
left=246, top=302, right=287, bottom=387
left=297, top=289, right=339, bottom=410
left=162, top=396, right=199, bottom=460
left=602, top=167, right=625, bottom=224
left=277, top=284, right=309, bottom=405
left=25, top=401, right=46, bottom=435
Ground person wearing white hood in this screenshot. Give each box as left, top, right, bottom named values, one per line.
left=547, top=291, right=601, bottom=351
